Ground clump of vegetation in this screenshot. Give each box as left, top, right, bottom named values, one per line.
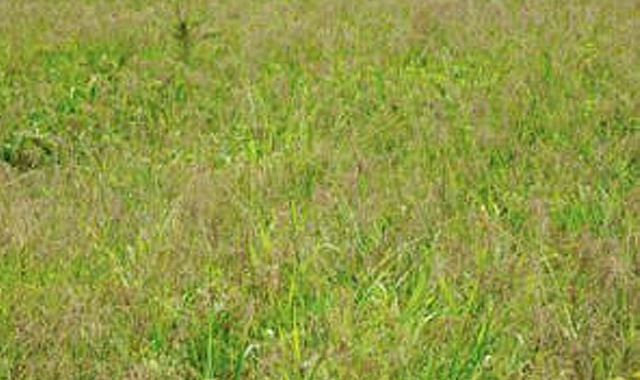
left=0, top=130, right=61, bottom=171
left=172, top=3, right=196, bottom=63
left=171, top=2, right=217, bottom=63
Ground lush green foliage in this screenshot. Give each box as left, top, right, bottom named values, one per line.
left=1, top=1, right=638, bottom=379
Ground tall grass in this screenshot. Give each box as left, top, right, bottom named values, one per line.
left=0, top=0, right=638, bottom=379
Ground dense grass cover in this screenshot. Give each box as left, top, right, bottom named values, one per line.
left=0, top=1, right=638, bottom=379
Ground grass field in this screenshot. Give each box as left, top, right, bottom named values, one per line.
left=0, top=0, right=639, bottom=379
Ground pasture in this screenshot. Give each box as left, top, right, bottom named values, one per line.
left=0, top=1, right=638, bottom=379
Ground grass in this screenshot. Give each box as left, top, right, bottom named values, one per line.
left=0, top=0, right=638, bottom=379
